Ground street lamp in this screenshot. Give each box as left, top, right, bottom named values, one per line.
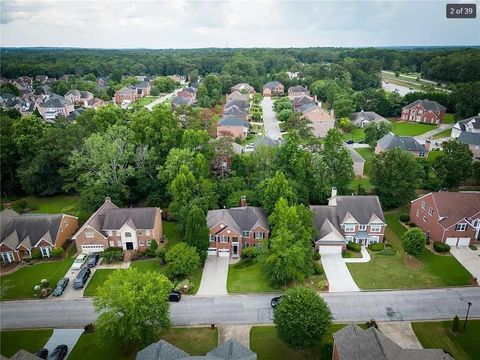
left=463, top=302, right=472, bottom=330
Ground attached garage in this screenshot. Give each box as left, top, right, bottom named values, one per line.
left=207, top=248, right=217, bottom=256
left=319, top=245, right=343, bottom=255
left=446, top=238, right=457, bottom=246
left=218, top=249, right=230, bottom=257
left=81, top=244, right=104, bottom=253
left=445, top=238, right=471, bottom=246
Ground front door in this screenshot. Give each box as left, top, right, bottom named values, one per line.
left=233, top=245, right=238, bottom=256
left=126, top=242, right=134, bottom=250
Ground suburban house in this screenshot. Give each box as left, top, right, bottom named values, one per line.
left=207, top=197, right=269, bottom=257
left=0, top=208, right=78, bottom=263
left=35, top=75, right=49, bottom=83
left=73, top=197, right=163, bottom=255
left=254, top=136, right=284, bottom=150
left=115, top=86, right=138, bottom=104
left=400, top=99, right=446, bottom=124
left=292, top=95, right=315, bottom=111
left=350, top=111, right=388, bottom=127
left=262, top=81, right=284, bottom=96
left=135, top=80, right=151, bottom=97
left=452, top=115, right=480, bottom=138
left=65, top=89, right=94, bottom=106
left=137, top=339, right=256, bottom=360
left=230, top=83, right=256, bottom=95
left=168, top=74, right=186, bottom=83
left=457, top=132, right=480, bottom=158
left=376, top=133, right=429, bottom=157
left=410, top=191, right=480, bottom=246
left=68, top=107, right=86, bottom=121
left=310, top=188, right=386, bottom=254
left=228, top=91, right=250, bottom=103
left=346, top=146, right=365, bottom=177
left=38, top=94, right=75, bottom=120
left=298, top=102, right=335, bottom=138
left=223, top=104, right=249, bottom=121
left=332, top=324, right=453, bottom=360
left=288, top=85, right=310, bottom=99
left=216, top=117, right=249, bottom=139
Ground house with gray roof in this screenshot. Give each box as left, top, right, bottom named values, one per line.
left=333, top=324, right=453, bottom=360
left=310, top=188, right=386, bottom=254
left=228, top=91, right=250, bottom=103
left=38, top=94, right=75, bottom=121
left=137, top=339, right=256, bottom=360
left=452, top=115, right=480, bottom=138
left=346, top=145, right=365, bottom=177
left=288, top=85, right=310, bottom=99
left=230, top=83, right=255, bottom=95
left=350, top=111, right=388, bottom=127
left=0, top=208, right=78, bottom=263
left=207, top=199, right=268, bottom=258
left=263, top=81, right=284, bottom=96
left=457, top=131, right=480, bottom=158
left=72, top=197, right=163, bottom=256
left=401, top=99, right=446, bottom=124
left=217, top=116, right=249, bottom=140
left=115, top=86, right=137, bottom=104
left=375, top=133, right=429, bottom=157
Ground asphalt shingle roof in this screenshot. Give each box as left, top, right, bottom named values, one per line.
left=207, top=206, right=268, bottom=234
left=377, top=133, right=427, bottom=153
left=288, top=85, right=308, bottom=93
left=403, top=99, right=446, bottom=113
left=102, top=208, right=158, bottom=230
left=218, top=117, right=249, bottom=127
left=350, top=111, right=388, bottom=126
left=456, top=116, right=480, bottom=131
left=263, top=81, right=282, bottom=90
left=457, top=131, right=480, bottom=146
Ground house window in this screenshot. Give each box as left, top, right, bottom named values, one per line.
left=125, top=232, right=132, bottom=237
left=371, top=225, right=381, bottom=233
left=419, top=152, right=425, bottom=157
left=369, top=236, right=379, bottom=244
left=137, top=230, right=143, bottom=235
left=85, top=231, right=94, bottom=238
left=145, top=230, right=151, bottom=236
left=109, top=240, right=115, bottom=247
left=1, top=251, right=14, bottom=263
left=107, top=230, right=113, bottom=236
left=421, top=201, right=426, bottom=210
left=147, top=240, right=152, bottom=247
left=428, top=208, right=433, bottom=216
left=423, top=216, right=427, bottom=222
left=346, top=236, right=354, bottom=242
left=456, top=223, right=467, bottom=231
left=359, top=225, right=367, bottom=231
left=416, top=209, right=419, bottom=217
left=40, top=246, right=51, bottom=257
left=209, top=235, right=216, bottom=242
left=139, top=240, right=144, bottom=246
left=344, top=224, right=356, bottom=232
left=117, top=240, right=122, bottom=247
left=242, top=231, right=250, bottom=238
left=220, top=236, right=228, bottom=243
left=255, top=232, right=264, bottom=239
left=473, top=219, right=480, bottom=228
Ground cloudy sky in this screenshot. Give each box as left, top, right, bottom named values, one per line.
left=1, top=0, right=479, bottom=48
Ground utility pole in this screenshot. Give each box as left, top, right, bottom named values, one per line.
left=463, top=302, right=472, bottom=330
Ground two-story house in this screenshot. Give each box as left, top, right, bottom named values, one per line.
left=206, top=197, right=269, bottom=258
left=401, top=99, right=446, bottom=124
left=114, top=86, right=138, bottom=104
left=73, top=197, right=163, bottom=255
left=0, top=208, right=78, bottom=263
left=376, top=133, right=430, bottom=157
left=288, top=85, right=310, bottom=99
left=38, top=94, right=75, bottom=120
left=230, top=83, right=256, bottom=96
left=262, top=81, right=284, bottom=96
left=310, top=188, right=386, bottom=254
left=410, top=192, right=480, bottom=246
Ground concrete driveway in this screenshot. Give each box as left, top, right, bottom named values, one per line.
left=450, top=246, right=480, bottom=284
left=377, top=321, right=423, bottom=349
left=43, top=328, right=84, bottom=358
left=261, top=97, right=282, bottom=141
left=196, top=256, right=229, bottom=296
left=321, top=255, right=360, bottom=292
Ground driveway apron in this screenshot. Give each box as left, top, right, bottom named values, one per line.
left=321, top=254, right=360, bottom=292
left=43, top=328, right=84, bottom=358
left=450, top=246, right=480, bottom=284
left=196, top=256, right=229, bottom=295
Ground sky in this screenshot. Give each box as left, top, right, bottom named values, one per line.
left=1, top=0, right=479, bottom=48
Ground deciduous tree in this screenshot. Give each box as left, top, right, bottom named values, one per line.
left=165, top=243, right=201, bottom=279
left=402, top=228, right=426, bottom=256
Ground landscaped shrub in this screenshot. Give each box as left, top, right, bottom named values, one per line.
left=156, top=247, right=166, bottom=264
left=433, top=241, right=451, bottom=253
left=241, top=247, right=258, bottom=259
left=377, top=247, right=397, bottom=256
left=174, top=279, right=193, bottom=294
left=347, top=241, right=361, bottom=252
left=84, top=323, right=96, bottom=333
left=312, top=251, right=321, bottom=261
left=368, top=243, right=384, bottom=252
left=149, top=239, right=159, bottom=251
left=31, top=248, right=42, bottom=259
left=469, top=244, right=478, bottom=250
left=313, top=261, right=324, bottom=275
left=51, top=247, right=64, bottom=258
left=402, top=228, right=426, bottom=256
left=399, top=214, right=410, bottom=223
left=101, top=247, right=123, bottom=263
left=409, top=222, right=418, bottom=228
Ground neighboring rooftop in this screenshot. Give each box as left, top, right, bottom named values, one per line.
left=207, top=206, right=268, bottom=234
left=377, top=133, right=427, bottom=153
left=218, top=117, right=249, bottom=127
left=455, top=115, right=480, bottom=132
left=350, top=111, right=388, bottom=126
left=263, top=81, right=283, bottom=90
left=457, top=131, right=480, bottom=146
left=403, top=99, right=446, bottom=113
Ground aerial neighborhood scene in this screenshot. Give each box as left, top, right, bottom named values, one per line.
left=1, top=1, right=480, bottom=359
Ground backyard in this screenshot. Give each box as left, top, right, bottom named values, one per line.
left=342, top=128, right=365, bottom=143
left=390, top=121, right=436, bottom=136
left=347, top=210, right=472, bottom=289
left=412, top=320, right=480, bottom=360
left=0, top=329, right=53, bottom=358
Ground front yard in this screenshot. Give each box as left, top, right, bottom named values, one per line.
left=347, top=211, right=472, bottom=289
left=390, top=121, right=436, bottom=136
left=412, top=320, right=480, bottom=360
left=432, top=128, right=452, bottom=139
left=1, top=329, right=53, bottom=358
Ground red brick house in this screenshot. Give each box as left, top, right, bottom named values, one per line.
left=401, top=99, right=446, bottom=124
left=410, top=192, right=480, bottom=246
left=207, top=197, right=269, bottom=258
left=262, top=81, right=284, bottom=96
left=310, top=188, right=386, bottom=254
left=114, top=86, right=138, bottom=104
left=0, top=208, right=78, bottom=263
left=73, top=197, right=163, bottom=255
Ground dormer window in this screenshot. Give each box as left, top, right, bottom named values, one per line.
left=85, top=231, right=94, bottom=238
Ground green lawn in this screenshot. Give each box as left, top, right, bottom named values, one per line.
left=432, top=129, right=452, bottom=139
left=68, top=327, right=217, bottom=360
left=163, top=221, right=182, bottom=250
left=250, top=324, right=346, bottom=360
left=412, top=320, right=480, bottom=360
left=443, top=113, right=456, bottom=124
left=427, top=150, right=445, bottom=163
left=227, top=259, right=278, bottom=293
left=348, top=210, right=472, bottom=289
left=83, top=269, right=118, bottom=297
left=133, top=96, right=159, bottom=107
left=391, top=121, right=436, bottom=136
left=350, top=177, right=374, bottom=194
left=1, top=329, right=53, bottom=357
left=342, top=128, right=365, bottom=143
left=1, top=256, right=75, bottom=300
left=355, top=147, right=374, bottom=176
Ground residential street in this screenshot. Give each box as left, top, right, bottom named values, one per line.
left=261, top=97, right=282, bottom=141
left=2, top=287, right=479, bottom=329
left=144, top=88, right=182, bottom=111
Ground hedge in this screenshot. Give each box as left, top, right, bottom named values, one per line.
left=313, top=261, right=324, bottom=275
left=368, top=243, right=384, bottom=252
left=399, top=214, right=410, bottom=223
left=433, top=241, right=451, bottom=253
left=347, top=241, right=361, bottom=252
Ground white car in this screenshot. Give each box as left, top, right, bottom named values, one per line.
left=72, top=253, right=88, bottom=270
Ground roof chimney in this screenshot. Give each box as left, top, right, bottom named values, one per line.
left=105, top=196, right=111, bottom=202
left=328, top=187, right=337, bottom=206
left=240, top=195, right=247, bottom=207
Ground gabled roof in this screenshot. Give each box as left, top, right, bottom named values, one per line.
left=225, top=99, right=248, bottom=110
left=223, top=105, right=248, bottom=116
left=207, top=206, right=268, bottom=234
left=292, top=95, right=314, bottom=107
left=68, top=107, right=85, bottom=120
left=136, top=340, right=188, bottom=360
left=403, top=99, right=446, bottom=113
left=288, top=85, right=308, bottom=93
left=231, top=83, right=254, bottom=92
left=102, top=208, right=158, bottom=230
left=457, top=131, right=480, bottom=146
left=228, top=91, right=249, bottom=102
left=40, top=94, right=72, bottom=108
left=455, top=116, right=480, bottom=132
left=350, top=111, right=388, bottom=125
left=263, top=81, right=283, bottom=90
left=207, top=339, right=257, bottom=360
left=377, top=133, right=427, bottom=153
left=218, top=117, right=249, bottom=127
left=117, top=86, right=136, bottom=95
left=136, top=80, right=150, bottom=89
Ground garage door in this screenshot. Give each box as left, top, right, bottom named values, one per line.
left=458, top=238, right=470, bottom=246
left=81, top=244, right=104, bottom=253
left=319, top=245, right=343, bottom=255
left=446, top=238, right=458, bottom=246
left=207, top=248, right=217, bottom=256
left=218, top=249, right=230, bottom=257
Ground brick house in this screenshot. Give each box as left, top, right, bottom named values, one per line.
left=73, top=197, right=163, bottom=255
left=230, top=83, right=255, bottom=95
left=297, top=102, right=335, bottom=138
left=38, top=94, right=75, bottom=121
left=310, top=188, right=386, bottom=254
left=206, top=197, right=269, bottom=258
left=401, top=99, right=446, bottom=124
left=0, top=208, right=78, bottom=263
left=115, top=86, right=138, bottom=104
left=216, top=117, right=249, bottom=139
left=375, top=133, right=429, bottom=157
left=262, top=81, right=284, bottom=96
left=288, top=85, right=310, bottom=99
left=410, top=192, right=480, bottom=246
left=135, top=80, right=151, bottom=97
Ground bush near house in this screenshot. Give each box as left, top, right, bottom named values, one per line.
left=313, top=262, right=324, bottom=275
left=368, top=243, right=384, bottom=252
left=31, top=248, right=42, bottom=259
left=101, top=247, right=123, bottom=263
left=399, top=214, right=410, bottom=223
left=347, top=241, right=361, bottom=252
left=433, top=241, right=451, bottom=253
left=51, top=247, right=64, bottom=258
left=241, top=247, right=258, bottom=259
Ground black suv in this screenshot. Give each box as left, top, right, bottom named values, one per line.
left=86, top=253, right=100, bottom=268
left=168, top=290, right=182, bottom=302
left=52, top=277, right=69, bottom=296
left=72, top=267, right=91, bottom=289
left=270, top=296, right=283, bottom=309
left=48, top=345, right=68, bottom=360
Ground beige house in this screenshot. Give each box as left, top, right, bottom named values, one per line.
left=288, top=85, right=310, bottom=99
left=217, top=117, right=249, bottom=139
left=263, top=81, right=284, bottom=96
left=38, top=94, right=75, bottom=121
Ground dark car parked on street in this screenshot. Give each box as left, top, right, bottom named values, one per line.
left=48, top=345, right=68, bottom=360
left=86, top=253, right=100, bottom=268
left=168, top=290, right=182, bottom=302
left=72, top=267, right=91, bottom=289
left=270, top=296, right=283, bottom=309
left=35, top=348, right=48, bottom=359
left=52, top=277, right=69, bottom=297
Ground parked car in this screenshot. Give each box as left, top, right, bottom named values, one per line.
left=35, top=349, right=48, bottom=359
left=72, top=253, right=88, bottom=270
left=52, top=277, right=69, bottom=297
left=345, top=140, right=354, bottom=145
left=86, top=253, right=100, bottom=268
left=270, top=296, right=283, bottom=308
left=168, top=290, right=182, bottom=302
left=72, top=267, right=91, bottom=289
left=48, top=345, right=68, bottom=360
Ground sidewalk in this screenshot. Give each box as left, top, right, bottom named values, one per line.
left=343, top=246, right=371, bottom=263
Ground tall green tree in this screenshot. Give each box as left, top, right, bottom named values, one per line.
left=184, top=205, right=210, bottom=262
left=363, top=121, right=392, bottom=146
left=165, top=243, right=201, bottom=279
left=322, top=129, right=354, bottom=195
left=402, top=228, right=426, bottom=256
left=256, top=171, right=296, bottom=214
left=433, top=140, right=473, bottom=188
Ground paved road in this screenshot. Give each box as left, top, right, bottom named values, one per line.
left=2, top=288, right=480, bottom=329
left=382, top=81, right=416, bottom=96
left=145, top=88, right=182, bottom=111
left=261, top=97, right=282, bottom=141
left=196, top=256, right=229, bottom=296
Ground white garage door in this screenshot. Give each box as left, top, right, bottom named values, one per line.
left=458, top=238, right=470, bottom=246
left=446, top=238, right=458, bottom=246
left=207, top=248, right=217, bottom=256
left=319, top=245, right=343, bottom=255
left=81, top=244, right=104, bottom=254
left=218, top=249, right=230, bottom=257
